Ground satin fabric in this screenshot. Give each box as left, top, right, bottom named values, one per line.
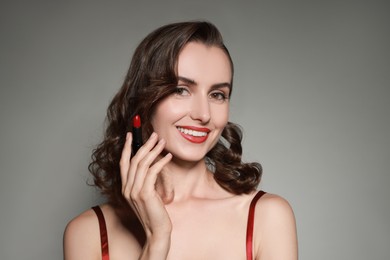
left=92, top=206, right=110, bottom=260
left=246, top=190, right=266, bottom=260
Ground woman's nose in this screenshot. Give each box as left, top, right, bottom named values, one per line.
left=190, top=95, right=211, bottom=124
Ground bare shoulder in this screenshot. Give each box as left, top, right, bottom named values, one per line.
left=64, top=204, right=143, bottom=259
left=253, top=192, right=298, bottom=260
left=63, top=206, right=102, bottom=259
left=255, top=192, right=295, bottom=219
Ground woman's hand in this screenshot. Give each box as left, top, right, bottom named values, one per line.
left=120, top=132, right=173, bottom=259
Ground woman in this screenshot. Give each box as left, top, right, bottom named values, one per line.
left=64, top=21, right=298, bottom=260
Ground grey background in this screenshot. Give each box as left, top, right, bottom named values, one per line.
left=1, top=0, right=389, bottom=259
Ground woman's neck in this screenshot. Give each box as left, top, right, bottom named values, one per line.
left=157, top=157, right=223, bottom=203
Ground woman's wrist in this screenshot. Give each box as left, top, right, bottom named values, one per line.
left=140, top=234, right=171, bottom=260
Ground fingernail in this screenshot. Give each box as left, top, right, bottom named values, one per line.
left=126, top=132, right=130, bottom=140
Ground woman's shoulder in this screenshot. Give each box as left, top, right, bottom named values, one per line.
left=254, top=191, right=294, bottom=214
left=252, top=191, right=298, bottom=259
left=64, top=204, right=117, bottom=233
left=63, top=203, right=143, bottom=259
left=63, top=205, right=109, bottom=259
left=253, top=191, right=296, bottom=229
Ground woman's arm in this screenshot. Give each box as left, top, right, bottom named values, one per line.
left=254, top=194, right=298, bottom=260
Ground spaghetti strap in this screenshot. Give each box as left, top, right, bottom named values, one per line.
left=92, top=206, right=110, bottom=260
left=246, top=190, right=266, bottom=260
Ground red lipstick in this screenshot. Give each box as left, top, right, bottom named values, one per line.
left=132, top=115, right=143, bottom=155
left=177, top=126, right=210, bottom=144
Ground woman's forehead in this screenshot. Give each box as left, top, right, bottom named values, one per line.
left=177, top=42, right=232, bottom=84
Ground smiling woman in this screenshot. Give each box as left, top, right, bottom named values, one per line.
left=63, top=21, right=297, bottom=260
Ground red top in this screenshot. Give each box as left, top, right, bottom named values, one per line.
left=92, top=190, right=266, bottom=260
left=246, top=190, right=266, bottom=260
left=91, top=206, right=109, bottom=260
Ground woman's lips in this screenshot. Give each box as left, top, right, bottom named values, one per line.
left=177, top=126, right=210, bottom=143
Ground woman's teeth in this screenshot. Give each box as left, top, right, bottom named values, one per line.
left=177, top=127, right=207, bottom=137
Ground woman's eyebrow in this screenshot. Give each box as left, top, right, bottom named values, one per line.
left=178, top=76, right=196, bottom=85
left=211, top=82, right=232, bottom=90
left=178, top=76, right=231, bottom=89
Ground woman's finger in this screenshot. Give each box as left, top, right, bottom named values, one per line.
left=142, top=152, right=173, bottom=195
left=131, top=138, right=167, bottom=195
left=126, top=132, right=158, bottom=184
left=120, top=132, right=132, bottom=190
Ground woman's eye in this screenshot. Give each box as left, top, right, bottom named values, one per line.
left=174, top=87, right=190, bottom=96
left=210, top=92, right=228, bottom=102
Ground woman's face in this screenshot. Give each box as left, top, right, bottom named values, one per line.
left=151, top=42, right=232, bottom=162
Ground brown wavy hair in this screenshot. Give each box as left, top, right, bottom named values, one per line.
left=89, top=21, right=262, bottom=207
